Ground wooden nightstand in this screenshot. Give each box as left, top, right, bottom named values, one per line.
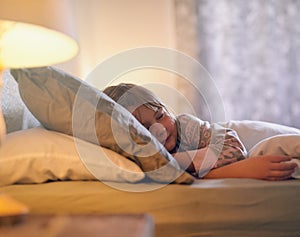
left=0, top=214, right=154, bottom=237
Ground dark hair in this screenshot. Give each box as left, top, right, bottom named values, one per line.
left=103, top=83, right=166, bottom=113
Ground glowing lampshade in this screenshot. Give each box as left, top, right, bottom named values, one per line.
left=0, top=0, right=78, bottom=68
left=0, top=20, right=78, bottom=68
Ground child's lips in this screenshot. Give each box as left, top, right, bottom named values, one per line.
left=165, top=134, right=171, bottom=143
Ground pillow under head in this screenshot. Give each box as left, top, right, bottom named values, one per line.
left=10, top=67, right=194, bottom=184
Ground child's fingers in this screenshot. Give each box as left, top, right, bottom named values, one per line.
left=271, top=162, right=297, bottom=171
left=269, top=155, right=293, bottom=163
left=268, top=169, right=295, bottom=180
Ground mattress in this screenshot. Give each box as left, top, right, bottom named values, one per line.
left=1, top=179, right=300, bottom=237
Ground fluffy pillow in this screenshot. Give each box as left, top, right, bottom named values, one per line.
left=218, top=120, right=300, bottom=151
left=0, top=127, right=146, bottom=186
left=249, top=134, right=300, bottom=178
left=10, top=67, right=194, bottom=184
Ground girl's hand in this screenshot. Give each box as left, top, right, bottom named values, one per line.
left=240, top=155, right=297, bottom=181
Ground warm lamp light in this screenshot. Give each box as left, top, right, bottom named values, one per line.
left=0, top=0, right=79, bottom=69
left=0, top=0, right=79, bottom=222
left=0, top=20, right=78, bottom=68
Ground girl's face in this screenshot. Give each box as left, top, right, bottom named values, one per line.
left=132, top=105, right=177, bottom=152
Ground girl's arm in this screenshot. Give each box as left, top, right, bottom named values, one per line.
left=173, top=147, right=237, bottom=175
left=173, top=147, right=297, bottom=180
left=203, top=155, right=297, bottom=181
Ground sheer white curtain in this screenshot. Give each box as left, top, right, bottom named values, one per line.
left=175, top=0, right=300, bottom=128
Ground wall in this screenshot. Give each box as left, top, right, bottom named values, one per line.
left=56, top=0, right=190, bottom=113
left=58, top=0, right=176, bottom=77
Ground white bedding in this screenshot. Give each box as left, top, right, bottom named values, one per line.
left=219, top=120, right=300, bottom=151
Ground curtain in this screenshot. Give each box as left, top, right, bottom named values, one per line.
left=175, top=0, right=300, bottom=128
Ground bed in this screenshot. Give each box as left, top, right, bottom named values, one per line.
left=2, top=179, right=300, bottom=237
left=1, top=68, right=300, bottom=237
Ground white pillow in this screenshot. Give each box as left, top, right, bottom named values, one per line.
left=218, top=120, right=300, bottom=151
left=0, top=127, right=145, bottom=186
left=249, top=134, right=300, bottom=178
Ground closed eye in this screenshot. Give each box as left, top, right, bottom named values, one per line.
left=155, top=108, right=165, bottom=121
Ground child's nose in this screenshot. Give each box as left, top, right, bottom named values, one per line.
left=149, top=123, right=167, bottom=144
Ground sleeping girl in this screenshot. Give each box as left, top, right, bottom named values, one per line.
left=103, top=83, right=299, bottom=181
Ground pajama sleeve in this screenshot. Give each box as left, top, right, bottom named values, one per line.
left=177, top=114, right=247, bottom=174
left=207, top=123, right=247, bottom=168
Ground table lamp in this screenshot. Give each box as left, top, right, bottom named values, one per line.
left=0, top=0, right=79, bottom=224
